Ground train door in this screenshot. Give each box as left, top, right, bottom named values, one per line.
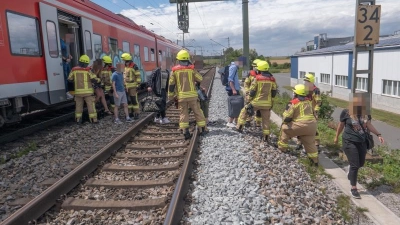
left=80, top=18, right=95, bottom=66
left=39, top=2, right=65, bottom=104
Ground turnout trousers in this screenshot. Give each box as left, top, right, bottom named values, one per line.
left=179, top=99, right=206, bottom=129
left=75, top=94, right=97, bottom=123
left=237, top=106, right=271, bottom=135
left=127, top=87, right=140, bottom=114
left=278, top=121, right=318, bottom=163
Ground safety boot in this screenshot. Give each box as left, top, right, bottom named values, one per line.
left=200, top=127, right=209, bottom=136
left=76, top=118, right=82, bottom=125
left=263, top=135, right=270, bottom=143
left=184, top=129, right=192, bottom=140
left=134, top=113, right=139, bottom=120
left=232, top=125, right=243, bottom=133
left=316, top=145, right=321, bottom=153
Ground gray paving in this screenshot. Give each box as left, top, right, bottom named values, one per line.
left=273, top=73, right=400, bottom=150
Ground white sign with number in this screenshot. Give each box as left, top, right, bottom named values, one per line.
left=356, top=5, right=381, bottom=45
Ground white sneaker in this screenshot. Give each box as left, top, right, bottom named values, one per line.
left=154, top=117, right=160, bottom=123
left=226, top=122, right=235, bottom=128
left=66, top=92, right=74, bottom=99
left=114, top=118, right=123, bottom=124
left=160, top=117, right=170, bottom=124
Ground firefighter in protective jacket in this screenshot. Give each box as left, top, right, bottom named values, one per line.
left=121, top=53, right=141, bottom=119
left=244, top=59, right=263, bottom=127
left=296, top=73, right=322, bottom=151
left=168, top=49, right=207, bottom=140
left=67, top=54, right=101, bottom=124
left=100, top=56, right=116, bottom=110
left=234, top=61, right=277, bottom=142
left=278, top=84, right=318, bottom=166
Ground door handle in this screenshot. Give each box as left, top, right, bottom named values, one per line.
left=53, top=73, right=60, bottom=76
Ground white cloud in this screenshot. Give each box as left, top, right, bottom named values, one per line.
left=120, top=0, right=400, bottom=56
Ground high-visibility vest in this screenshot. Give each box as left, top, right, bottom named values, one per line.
left=168, top=64, right=203, bottom=101
left=283, top=98, right=316, bottom=122
left=124, top=63, right=141, bottom=89
left=244, top=70, right=257, bottom=93
left=250, top=74, right=277, bottom=108
left=67, top=67, right=100, bottom=95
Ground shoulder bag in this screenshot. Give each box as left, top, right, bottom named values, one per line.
left=358, top=117, right=374, bottom=150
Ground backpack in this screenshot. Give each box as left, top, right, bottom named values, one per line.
left=221, top=65, right=230, bottom=86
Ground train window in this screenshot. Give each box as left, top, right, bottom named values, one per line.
left=93, top=34, right=102, bottom=58
left=144, top=46, right=149, bottom=62
left=6, top=11, right=41, bottom=56
left=150, top=48, right=155, bottom=62
left=123, top=41, right=130, bottom=53
left=158, top=50, right=162, bottom=62
left=109, top=37, right=118, bottom=56
left=46, top=21, right=58, bottom=58
left=84, top=31, right=93, bottom=59
left=134, top=44, right=140, bottom=57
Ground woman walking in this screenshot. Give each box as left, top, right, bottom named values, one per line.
left=334, top=94, right=384, bottom=198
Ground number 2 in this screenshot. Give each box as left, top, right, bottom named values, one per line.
left=363, top=25, right=373, bottom=41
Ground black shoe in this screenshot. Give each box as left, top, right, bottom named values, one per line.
left=263, top=135, right=270, bottom=143
left=184, top=132, right=192, bottom=140
left=232, top=125, right=243, bottom=133
left=314, top=162, right=319, bottom=167
left=76, top=118, right=82, bottom=124
left=200, top=127, right=209, bottom=136
left=295, top=144, right=303, bottom=151
left=245, top=121, right=251, bottom=127
left=316, top=145, right=321, bottom=153
left=134, top=113, right=139, bottom=120
left=350, top=189, right=361, bottom=199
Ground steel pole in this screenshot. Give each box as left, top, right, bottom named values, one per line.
left=242, top=0, right=249, bottom=71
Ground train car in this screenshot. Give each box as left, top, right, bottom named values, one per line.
left=0, top=0, right=182, bottom=127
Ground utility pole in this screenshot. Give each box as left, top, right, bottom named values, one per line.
left=242, top=0, right=249, bottom=71
left=226, top=37, right=230, bottom=48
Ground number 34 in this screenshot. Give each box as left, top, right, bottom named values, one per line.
left=358, top=7, right=380, bottom=23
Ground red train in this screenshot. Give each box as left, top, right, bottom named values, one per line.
left=0, top=0, right=189, bottom=127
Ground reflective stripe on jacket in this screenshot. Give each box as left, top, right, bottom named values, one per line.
left=168, top=64, right=203, bottom=101
left=101, top=66, right=115, bottom=91
left=249, top=74, right=277, bottom=108
left=67, top=67, right=100, bottom=95
left=124, top=63, right=141, bottom=89
left=283, top=98, right=316, bottom=122
left=307, top=85, right=322, bottom=111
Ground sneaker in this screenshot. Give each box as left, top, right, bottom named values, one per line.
left=114, top=119, right=123, bottom=124
left=126, top=117, right=134, bottom=123
left=66, top=92, right=74, bottom=99
left=350, top=189, right=361, bottom=199
left=160, top=117, right=170, bottom=124
left=154, top=117, right=160, bottom=123
left=226, top=122, right=235, bottom=128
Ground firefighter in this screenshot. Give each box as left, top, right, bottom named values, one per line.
left=67, top=54, right=101, bottom=124
left=168, top=49, right=207, bottom=140
left=244, top=59, right=263, bottom=127
left=296, top=73, right=322, bottom=151
left=121, top=53, right=141, bottom=119
left=234, top=61, right=277, bottom=142
left=100, top=56, right=116, bottom=111
left=278, top=84, right=318, bottom=166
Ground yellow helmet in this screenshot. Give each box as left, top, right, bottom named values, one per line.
left=102, top=55, right=112, bottom=64
left=304, top=73, right=315, bottom=83
left=176, top=49, right=190, bottom=61
left=293, top=84, right=307, bottom=96
left=121, top=53, right=132, bottom=61
left=79, top=55, right=90, bottom=64
left=256, top=61, right=270, bottom=72
left=252, top=59, right=261, bottom=67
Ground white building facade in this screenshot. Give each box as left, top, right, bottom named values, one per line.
left=290, top=36, right=400, bottom=114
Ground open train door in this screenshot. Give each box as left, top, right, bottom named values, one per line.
left=39, top=2, right=66, bottom=104
left=80, top=17, right=95, bottom=66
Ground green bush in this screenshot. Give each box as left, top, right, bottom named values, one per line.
left=318, top=92, right=336, bottom=120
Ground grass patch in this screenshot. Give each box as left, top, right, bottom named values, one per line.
left=283, top=85, right=400, bottom=128
left=270, top=68, right=291, bottom=73
left=299, top=157, right=333, bottom=180
left=269, top=120, right=280, bottom=137
left=336, top=194, right=352, bottom=222
left=15, top=141, right=38, bottom=158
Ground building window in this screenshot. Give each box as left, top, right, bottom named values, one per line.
left=356, top=77, right=368, bottom=92
left=93, top=34, right=102, bottom=58
left=144, top=46, right=149, bottom=61
left=6, top=11, right=41, bottom=56
left=46, top=21, right=58, bottom=58
left=123, top=41, right=130, bottom=53
left=150, top=48, right=155, bottom=62
left=84, top=31, right=93, bottom=59
left=320, top=73, right=330, bottom=84
left=335, top=75, right=348, bottom=88
left=108, top=37, right=118, bottom=55
left=299, top=71, right=306, bottom=79
left=383, top=80, right=400, bottom=97
left=134, top=44, right=140, bottom=57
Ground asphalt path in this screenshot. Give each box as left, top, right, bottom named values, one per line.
left=273, top=73, right=400, bottom=150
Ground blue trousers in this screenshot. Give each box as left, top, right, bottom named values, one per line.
left=63, top=62, right=71, bottom=90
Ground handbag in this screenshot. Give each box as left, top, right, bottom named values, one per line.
left=141, top=93, right=161, bottom=112
left=358, top=117, right=374, bottom=150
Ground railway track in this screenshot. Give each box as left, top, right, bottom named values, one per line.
left=1, top=67, right=215, bottom=225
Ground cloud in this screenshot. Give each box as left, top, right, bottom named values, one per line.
left=120, top=0, right=400, bottom=56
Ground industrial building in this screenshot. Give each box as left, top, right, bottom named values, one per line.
left=290, top=33, right=400, bottom=114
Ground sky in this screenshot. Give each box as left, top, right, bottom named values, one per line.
left=91, top=0, right=400, bottom=57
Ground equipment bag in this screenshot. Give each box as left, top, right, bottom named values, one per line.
left=221, top=65, right=230, bottom=86
left=228, top=95, right=244, bottom=118
left=141, top=93, right=162, bottom=112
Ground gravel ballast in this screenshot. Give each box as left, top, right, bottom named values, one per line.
left=182, top=72, right=374, bottom=224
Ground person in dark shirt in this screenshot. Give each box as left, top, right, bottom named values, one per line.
left=334, top=93, right=384, bottom=199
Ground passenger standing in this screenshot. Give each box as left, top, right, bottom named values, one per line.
left=168, top=49, right=207, bottom=140
left=278, top=84, right=318, bottom=166
left=121, top=53, right=141, bottom=119
left=147, top=68, right=170, bottom=124
left=61, top=38, right=73, bottom=99
left=226, top=61, right=242, bottom=128
left=112, top=63, right=134, bottom=124
left=334, top=93, right=384, bottom=198
left=67, top=55, right=100, bottom=124
left=234, top=61, right=277, bottom=142
left=100, top=56, right=116, bottom=111
left=244, top=59, right=263, bottom=127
